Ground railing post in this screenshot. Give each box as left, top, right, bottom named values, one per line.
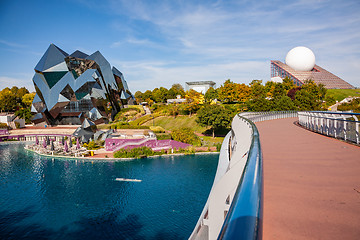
left=353, top=115, right=359, bottom=144
left=342, top=116, right=347, bottom=141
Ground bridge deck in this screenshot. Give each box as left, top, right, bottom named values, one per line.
left=256, top=118, right=360, bottom=240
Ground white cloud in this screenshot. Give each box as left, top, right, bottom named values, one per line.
left=0, top=40, right=26, bottom=48
left=113, top=59, right=269, bottom=92
left=0, top=76, right=35, bottom=92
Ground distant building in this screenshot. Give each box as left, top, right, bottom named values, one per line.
left=271, top=46, right=354, bottom=89
left=31, top=44, right=134, bottom=126
left=167, top=95, right=186, bottom=104
left=0, top=113, right=25, bottom=128
left=185, top=81, right=216, bottom=94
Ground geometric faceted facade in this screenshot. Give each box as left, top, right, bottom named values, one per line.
left=31, top=44, right=134, bottom=125
left=271, top=60, right=354, bottom=89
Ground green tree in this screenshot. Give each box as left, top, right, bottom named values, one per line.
left=152, top=87, right=169, bottom=103
left=185, top=89, right=204, bottom=104
left=294, top=90, right=316, bottom=110
left=143, top=90, right=153, bottom=102
left=282, top=76, right=296, bottom=92
left=250, top=80, right=266, bottom=99
left=218, top=79, right=237, bottom=103
left=264, top=81, right=276, bottom=98
left=169, top=103, right=179, bottom=118
left=15, top=108, right=33, bottom=124
left=134, top=91, right=143, bottom=103
left=236, top=83, right=251, bottom=102
left=0, top=88, right=17, bottom=112
left=183, top=102, right=200, bottom=116
left=324, top=95, right=336, bottom=108
left=272, top=83, right=286, bottom=100
left=272, top=96, right=296, bottom=111
left=301, top=80, right=326, bottom=100
left=294, top=80, right=327, bottom=110
left=246, top=97, right=272, bottom=112
left=169, top=84, right=185, bottom=99
left=246, top=80, right=271, bottom=111
left=196, top=104, right=232, bottom=138
left=218, top=79, right=251, bottom=103
left=204, top=87, right=218, bottom=102
left=22, top=92, right=36, bottom=108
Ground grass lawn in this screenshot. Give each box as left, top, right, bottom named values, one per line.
left=326, top=89, right=360, bottom=102
left=97, top=123, right=111, bottom=129
left=199, top=135, right=225, bottom=147
left=142, top=115, right=208, bottom=133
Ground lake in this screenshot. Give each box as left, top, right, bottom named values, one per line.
left=0, top=143, right=218, bottom=240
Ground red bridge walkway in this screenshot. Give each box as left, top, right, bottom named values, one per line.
left=256, top=117, right=360, bottom=240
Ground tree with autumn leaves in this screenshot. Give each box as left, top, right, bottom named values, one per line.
left=0, top=86, right=35, bottom=123
left=217, top=79, right=251, bottom=103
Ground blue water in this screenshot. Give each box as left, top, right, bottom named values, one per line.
left=0, top=143, right=218, bottom=240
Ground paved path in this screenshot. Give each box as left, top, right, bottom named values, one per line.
left=9, top=125, right=78, bottom=135
left=256, top=118, right=360, bottom=240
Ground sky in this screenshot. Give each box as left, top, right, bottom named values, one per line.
left=0, top=0, right=359, bottom=93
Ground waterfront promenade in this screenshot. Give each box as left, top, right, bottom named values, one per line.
left=256, top=118, right=360, bottom=240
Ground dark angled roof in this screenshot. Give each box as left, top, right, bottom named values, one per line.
left=70, top=50, right=89, bottom=59
left=185, top=81, right=216, bottom=85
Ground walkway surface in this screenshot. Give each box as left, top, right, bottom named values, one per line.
left=256, top=118, right=360, bottom=240
left=9, top=125, right=78, bottom=135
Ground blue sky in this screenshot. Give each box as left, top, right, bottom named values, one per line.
left=0, top=0, right=359, bottom=93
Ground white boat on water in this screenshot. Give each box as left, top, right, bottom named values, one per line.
left=115, top=178, right=142, bottom=182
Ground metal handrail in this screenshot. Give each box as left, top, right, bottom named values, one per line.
left=218, top=116, right=263, bottom=240
left=189, top=114, right=264, bottom=240
left=239, top=111, right=298, bottom=122
left=298, top=111, right=360, bottom=144
left=190, top=111, right=336, bottom=240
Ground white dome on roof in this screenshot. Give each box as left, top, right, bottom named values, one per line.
left=285, top=46, right=315, bottom=71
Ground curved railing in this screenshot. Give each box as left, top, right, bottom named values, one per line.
left=190, top=111, right=300, bottom=240
left=189, top=114, right=263, bottom=240
left=298, top=111, right=360, bottom=144
left=239, top=111, right=298, bottom=123
left=217, top=117, right=263, bottom=240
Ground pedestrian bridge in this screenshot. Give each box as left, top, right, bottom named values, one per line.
left=190, top=111, right=360, bottom=240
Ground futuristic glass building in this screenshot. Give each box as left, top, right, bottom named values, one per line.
left=271, top=47, right=354, bottom=89
left=31, top=44, right=133, bottom=125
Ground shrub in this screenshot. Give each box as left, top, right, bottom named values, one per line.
left=15, top=121, right=20, bottom=129
left=215, top=143, right=222, bottom=152
left=337, top=98, right=360, bottom=113
left=114, top=108, right=141, bottom=122
left=0, top=123, right=8, bottom=129
left=127, top=105, right=145, bottom=115
left=156, top=133, right=172, bottom=140
left=150, top=126, right=165, bottom=133
left=3, top=138, right=17, bottom=141
left=111, top=122, right=150, bottom=129
left=114, top=146, right=156, bottom=158
left=173, top=146, right=195, bottom=154
left=85, top=140, right=101, bottom=150
left=171, top=128, right=201, bottom=146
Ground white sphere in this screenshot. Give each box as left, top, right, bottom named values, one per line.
left=285, top=46, right=315, bottom=71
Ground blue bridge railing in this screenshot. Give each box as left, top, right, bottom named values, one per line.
left=218, top=117, right=263, bottom=239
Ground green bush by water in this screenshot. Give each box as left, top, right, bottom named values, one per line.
left=113, top=146, right=196, bottom=158
left=171, top=128, right=201, bottom=146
